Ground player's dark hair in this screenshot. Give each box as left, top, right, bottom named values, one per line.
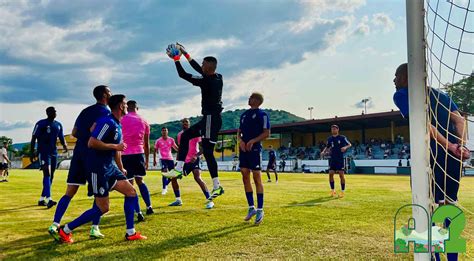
left=127, top=100, right=137, bottom=111
left=93, top=85, right=109, bottom=101
left=161, top=127, right=168, bottom=131
left=108, top=94, right=126, bottom=110
left=204, top=56, right=217, bottom=65
left=46, top=107, right=56, bottom=118
left=181, top=118, right=189, bottom=123
left=250, top=92, right=264, bottom=105
left=397, top=63, right=408, bottom=76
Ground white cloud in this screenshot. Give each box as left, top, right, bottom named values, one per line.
left=0, top=3, right=128, bottom=65
left=361, top=47, right=396, bottom=57
left=0, top=65, right=32, bottom=76
left=0, top=120, right=33, bottom=131
left=372, top=13, right=395, bottom=33
left=289, top=0, right=366, bottom=33
left=0, top=101, right=87, bottom=142
left=354, top=15, right=370, bottom=36
left=139, top=37, right=241, bottom=65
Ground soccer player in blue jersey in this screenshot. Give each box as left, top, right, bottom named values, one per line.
left=53, top=94, right=146, bottom=243
left=31, top=107, right=68, bottom=209
left=238, top=92, right=270, bottom=225
left=48, top=85, right=111, bottom=239
left=393, top=63, right=468, bottom=261
left=321, top=125, right=351, bottom=198
left=266, top=145, right=278, bottom=183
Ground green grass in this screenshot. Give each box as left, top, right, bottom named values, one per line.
left=1, top=170, right=473, bottom=260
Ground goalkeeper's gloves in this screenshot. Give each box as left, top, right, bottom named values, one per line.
left=166, top=44, right=181, bottom=61
left=176, top=42, right=191, bottom=60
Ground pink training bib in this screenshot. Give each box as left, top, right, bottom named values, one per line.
left=155, top=137, right=176, bottom=160
left=177, top=130, right=201, bottom=163
left=121, top=112, right=150, bottom=155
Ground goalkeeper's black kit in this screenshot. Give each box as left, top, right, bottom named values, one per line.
left=174, top=59, right=223, bottom=178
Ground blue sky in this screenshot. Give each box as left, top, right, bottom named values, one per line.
left=0, top=0, right=472, bottom=143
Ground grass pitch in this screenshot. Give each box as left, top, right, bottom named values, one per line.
left=0, top=170, right=473, bottom=260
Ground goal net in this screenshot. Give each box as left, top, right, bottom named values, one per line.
left=406, top=0, right=472, bottom=259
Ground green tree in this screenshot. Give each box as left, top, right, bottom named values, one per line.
left=444, top=73, right=474, bottom=114
left=19, top=144, right=31, bottom=157
left=0, top=136, right=12, bottom=146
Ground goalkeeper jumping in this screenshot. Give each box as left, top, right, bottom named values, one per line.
left=165, top=43, right=224, bottom=200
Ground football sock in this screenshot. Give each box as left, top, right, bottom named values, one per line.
left=126, top=228, right=136, bottom=236
left=92, top=215, right=101, bottom=226
left=257, top=193, right=264, bottom=209
left=330, top=181, right=335, bottom=190
left=175, top=161, right=184, bottom=171
left=134, top=196, right=142, bottom=214
left=54, top=195, right=72, bottom=224
left=174, top=189, right=181, bottom=198
left=124, top=196, right=137, bottom=230
left=138, top=183, right=152, bottom=208
left=162, top=176, right=169, bottom=189
left=341, top=183, right=345, bottom=191
left=203, top=190, right=210, bottom=200
left=66, top=203, right=102, bottom=231
left=43, top=176, right=51, bottom=198
left=212, top=177, right=220, bottom=190
left=245, top=191, right=254, bottom=207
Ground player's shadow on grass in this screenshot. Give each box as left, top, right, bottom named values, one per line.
left=284, top=196, right=338, bottom=208
left=5, top=214, right=151, bottom=258
left=0, top=204, right=39, bottom=214
left=89, top=223, right=252, bottom=259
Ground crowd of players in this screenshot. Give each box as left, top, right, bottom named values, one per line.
left=20, top=42, right=468, bottom=258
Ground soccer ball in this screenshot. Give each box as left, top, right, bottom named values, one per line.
left=166, top=43, right=181, bottom=58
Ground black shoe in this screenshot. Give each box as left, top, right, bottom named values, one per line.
left=137, top=212, right=145, bottom=222
left=47, top=200, right=57, bottom=209
left=146, top=207, right=154, bottom=215
left=38, top=200, right=46, bottom=206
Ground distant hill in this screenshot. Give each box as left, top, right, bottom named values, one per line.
left=150, top=109, right=305, bottom=140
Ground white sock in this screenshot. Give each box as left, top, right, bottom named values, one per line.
left=249, top=205, right=255, bottom=209
left=40, top=196, right=45, bottom=201
left=176, top=197, right=181, bottom=201
left=126, top=228, right=136, bottom=236
left=46, top=197, right=52, bottom=202
left=257, top=208, right=263, bottom=211
left=64, top=225, right=72, bottom=234
left=212, top=177, right=220, bottom=190
left=91, top=225, right=99, bottom=230
left=175, top=161, right=184, bottom=171
left=53, top=222, right=60, bottom=227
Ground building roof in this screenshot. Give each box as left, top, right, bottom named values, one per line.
left=219, top=110, right=407, bottom=135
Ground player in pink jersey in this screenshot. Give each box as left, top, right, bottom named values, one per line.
left=121, top=101, right=154, bottom=220
left=177, top=118, right=214, bottom=209
left=153, top=127, right=179, bottom=197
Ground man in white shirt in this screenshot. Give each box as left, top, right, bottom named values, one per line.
left=0, top=142, right=11, bottom=182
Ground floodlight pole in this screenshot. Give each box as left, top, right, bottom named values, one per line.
left=308, top=107, right=314, bottom=119
left=406, top=0, right=431, bottom=260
